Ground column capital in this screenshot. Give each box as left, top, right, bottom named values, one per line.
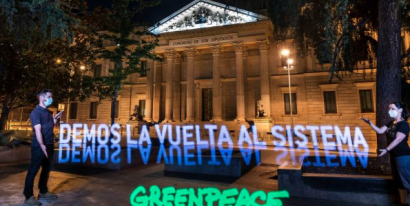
left=174, top=52, right=182, bottom=64
left=186, top=47, right=196, bottom=57
left=257, top=40, right=270, bottom=51
left=155, top=54, right=163, bottom=66
left=242, top=48, right=248, bottom=58
left=165, top=49, right=175, bottom=60
left=147, top=51, right=155, bottom=63
left=233, top=42, right=245, bottom=53
left=210, top=45, right=221, bottom=56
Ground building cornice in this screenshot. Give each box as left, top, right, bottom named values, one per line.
left=156, top=20, right=272, bottom=40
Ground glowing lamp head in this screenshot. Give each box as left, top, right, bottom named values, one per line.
left=281, top=49, right=290, bottom=57
left=56, top=59, right=62, bottom=64
left=287, top=58, right=294, bottom=65
left=80, top=65, right=86, bottom=70
left=58, top=103, right=65, bottom=111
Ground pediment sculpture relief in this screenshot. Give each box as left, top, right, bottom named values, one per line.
left=163, top=7, right=245, bottom=33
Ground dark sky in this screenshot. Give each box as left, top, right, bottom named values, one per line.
left=86, top=0, right=235, bottom=26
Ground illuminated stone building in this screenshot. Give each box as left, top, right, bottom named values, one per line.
left=64, top=0, right=410, bottom=147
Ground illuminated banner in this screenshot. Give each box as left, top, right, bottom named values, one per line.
left=130, top=185, right=289, bottom=206
left=59, top=124, right=369, bottom=149
left=58, top=143, right=369, bottom=168
left=58, top=143, right=264, bottom=166
left=58, top=123, right=369, bottom=168
left=274, top=146, right=369, bottom=168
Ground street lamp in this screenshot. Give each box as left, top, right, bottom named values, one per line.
left=281, top=49, right=295, bottom=127
left=281, top=49, right=290, bottom=57
left=58, top=104, right=65, bottom=124
left=80, top=65, right=86, bottom=70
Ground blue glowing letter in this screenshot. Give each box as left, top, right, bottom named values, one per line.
left=294, top=125, right=308, bottom=148
left=271, top=125, right=286, bottom=146
left=182, top=125, right=195, bottom=146
left=83, top=124, right=96, bottom=144
left=238, top=125, right=252, bottom=146
left=97, top=124, right=109, bottom=145
left=72, top=124, right=82, bottom=144
left=59, top=124, right=71, bottom=144
left=218, top=125, right=233, bottom=146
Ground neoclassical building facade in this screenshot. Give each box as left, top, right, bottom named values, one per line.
left=64, top=0, right=410, bottom=147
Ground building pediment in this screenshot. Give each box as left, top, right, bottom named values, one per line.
left=148, top=0, right=268, bottom=34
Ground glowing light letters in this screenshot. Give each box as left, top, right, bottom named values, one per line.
left=130, top=185, right=289, bottom=206
left=58, top=123, right=369, bottom=167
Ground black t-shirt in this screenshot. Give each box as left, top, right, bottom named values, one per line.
left=385, top=120, right=410, bottom=157
left=30, top=105, right=55, bottom=147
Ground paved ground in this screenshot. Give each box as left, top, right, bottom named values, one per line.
left=0, top=148, right=376, bottom=206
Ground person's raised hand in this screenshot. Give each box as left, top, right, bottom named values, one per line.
left=361, top=117, right=371, bottom=125
left=53, top=111, right=64, bottom=120
left=378, top=149, right=388, bottom=157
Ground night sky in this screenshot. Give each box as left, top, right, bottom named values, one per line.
left=86, top=0, right=236, bottom=26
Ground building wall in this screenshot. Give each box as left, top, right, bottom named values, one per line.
left=67, top=53, right=378, bottom=142
left=65, top=21, right=405, bottom=148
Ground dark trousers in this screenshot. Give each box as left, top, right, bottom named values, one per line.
left=394, top=155, right=410, bottom=194
left=23, top=145, right=54, bottom=199
left=391, top=156, right=406, bottom=190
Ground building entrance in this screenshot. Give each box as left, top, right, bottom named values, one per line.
left=202, top=88, right=213, bottom=121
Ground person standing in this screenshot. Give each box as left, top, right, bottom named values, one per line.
left=23, top=89, right=63, bottom=205
left=362, top=102, right=410, bottom=205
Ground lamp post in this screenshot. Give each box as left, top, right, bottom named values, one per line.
left=281, top=49, right=294, bottom=127
left=55, top=58, right=87, bottom=125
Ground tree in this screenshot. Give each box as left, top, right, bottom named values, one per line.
left=86, top=0, right=160, bottom=128
left=0, top=0, right=97, bottom=130
left=227, top=0, right=410, bottom=162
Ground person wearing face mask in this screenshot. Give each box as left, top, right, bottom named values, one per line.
left=362, top=102, right=410, bottom=205
left=23, top=89, right=63, bottom=206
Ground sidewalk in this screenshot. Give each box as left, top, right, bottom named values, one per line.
left=0, top=149, right=377, bottom=206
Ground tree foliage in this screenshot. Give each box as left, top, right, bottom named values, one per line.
left=0, top=0, right=162, bottom=130
left=84, top=0, right=161, bottom=126
left=227, top=0, right=410, bottom=81
left=225, top=0, right=410, bottom=157
left=0, top=0, right=97, bottom=130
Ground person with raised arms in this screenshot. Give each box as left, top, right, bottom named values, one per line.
left=362, top=102, right=410, bottom=205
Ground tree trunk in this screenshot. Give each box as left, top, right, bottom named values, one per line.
left=109, top=84, right=120, bottom=141
left=0, top=96, right=10, bottom=131
left=376, top=0, right=402, bottom=163
left=111, top=86, right=119, bottom=127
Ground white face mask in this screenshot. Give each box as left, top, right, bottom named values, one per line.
left=389, top=109, right=398, bottom=118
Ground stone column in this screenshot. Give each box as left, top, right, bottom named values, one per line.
left=185, top=47, right=196, bottom=122
left=243, top=48, right=249, bottom=117
left=210, top=45, right=223, bottom=122
left=234, top=42, right=246, bottom=122
left=153, top=58, right=162, bottom=122
left=164, top=49, right=174, bottom=122
left=258, top=40, right=271, bottom=118
left=144, top=58, right=155, bottom=122
left=173, top=53, right=182, bottom=122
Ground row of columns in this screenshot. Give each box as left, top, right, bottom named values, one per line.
left=144, top=40, right=271, bottom=123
